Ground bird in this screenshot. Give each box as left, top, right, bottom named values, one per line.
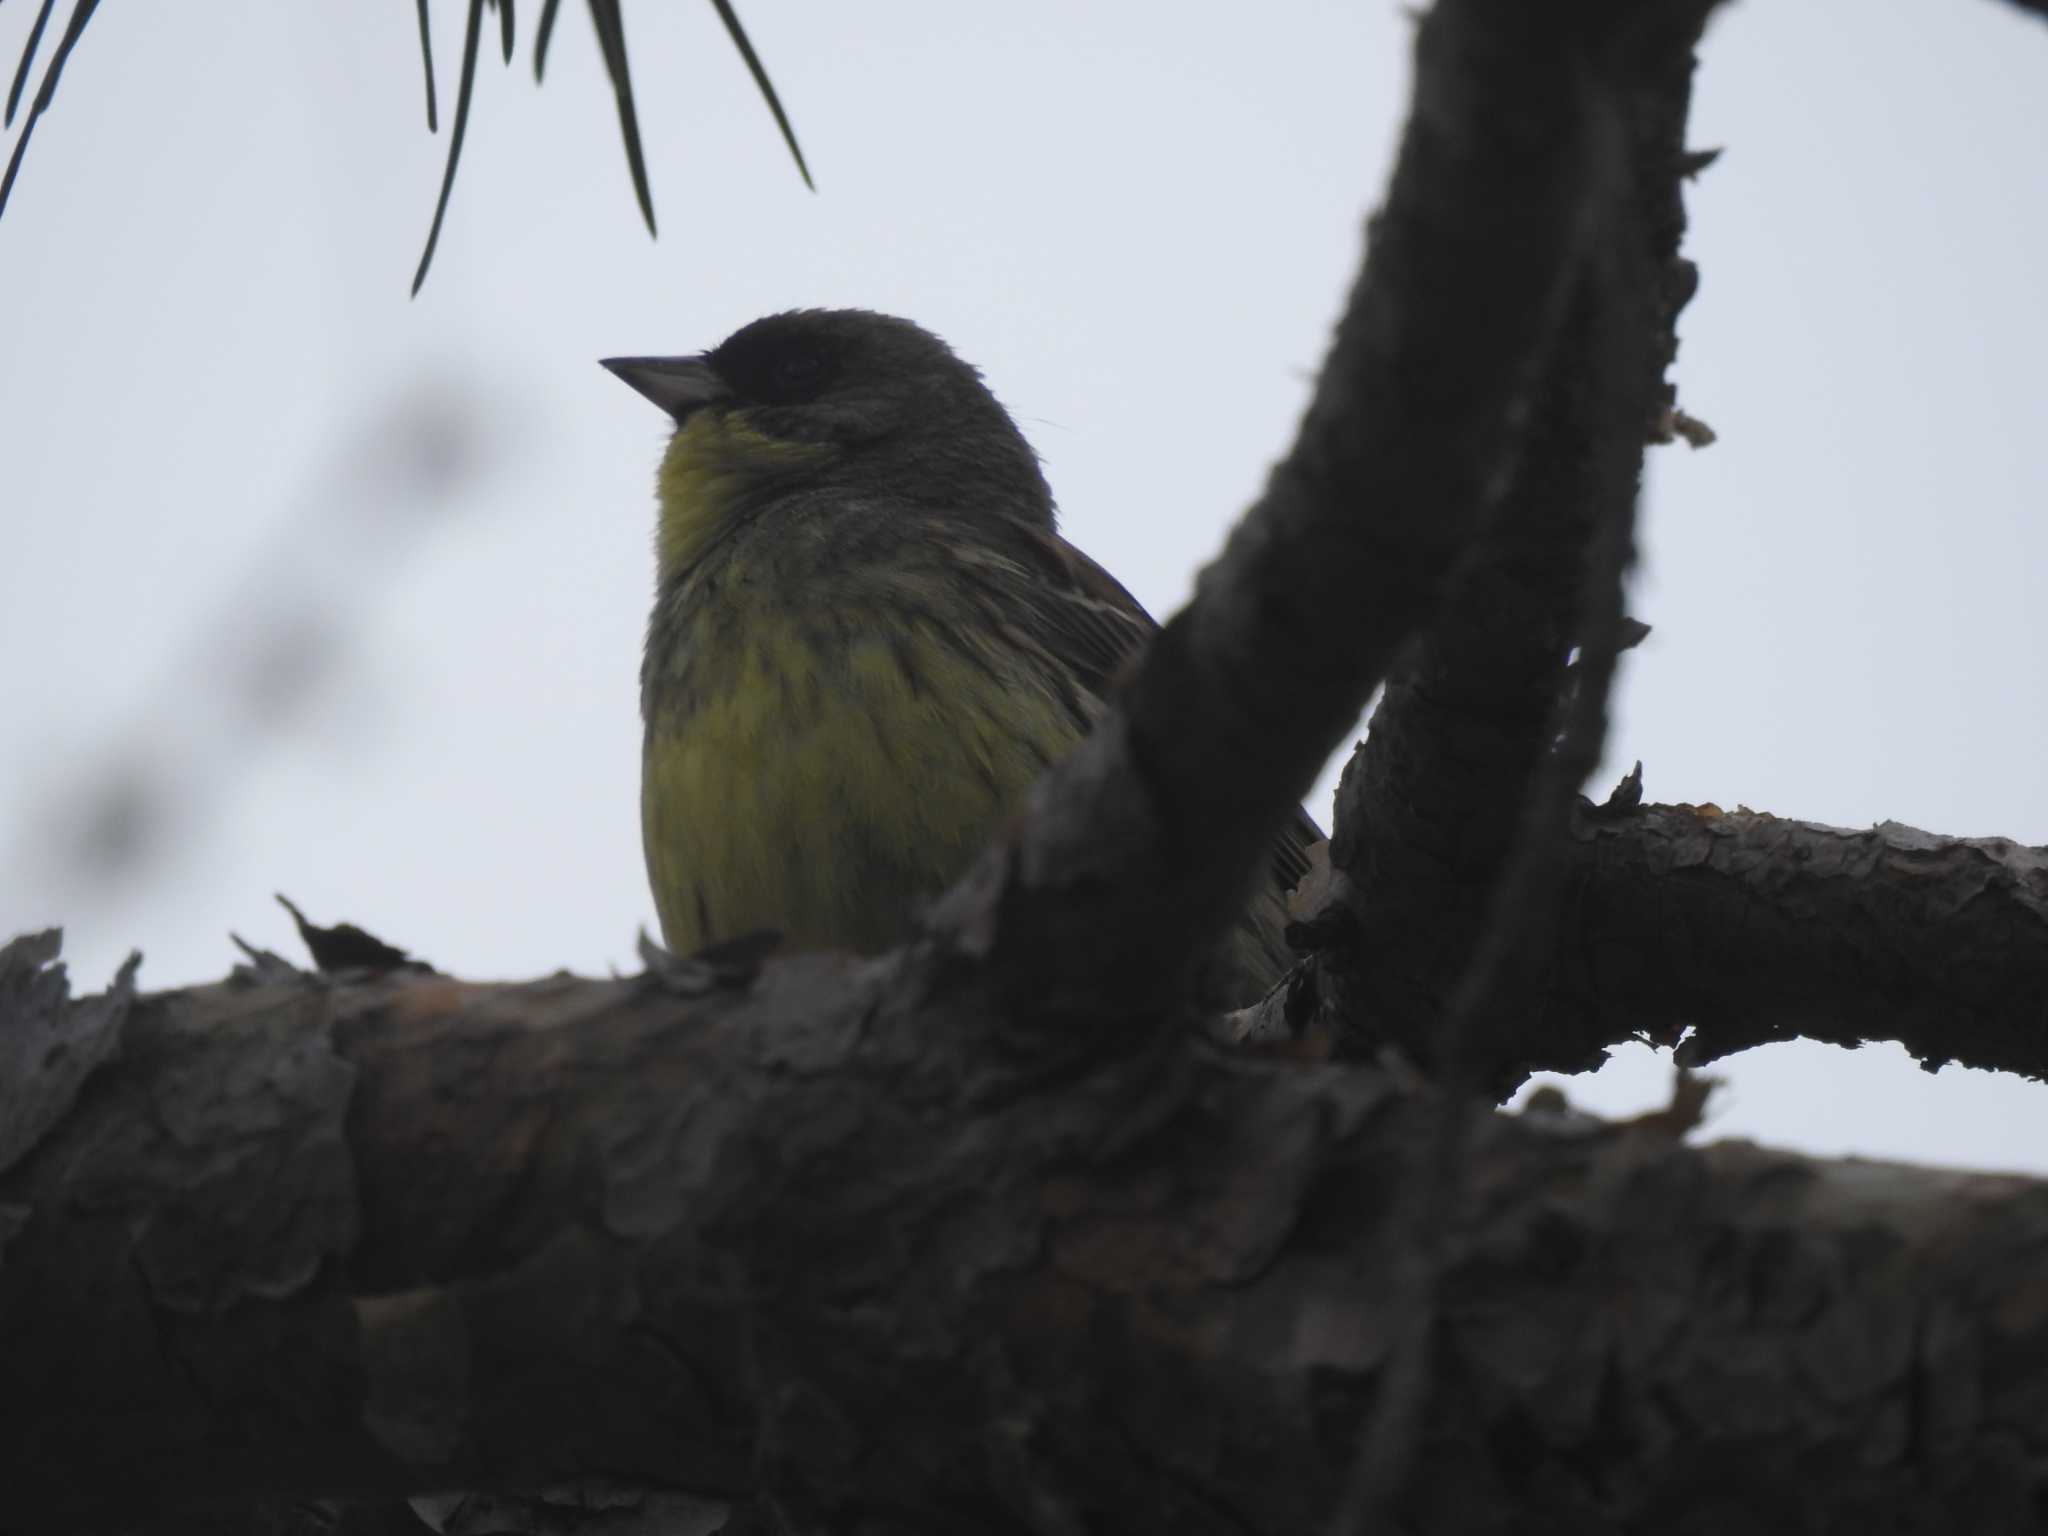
left=604, top=309, right=1320, bottom=1006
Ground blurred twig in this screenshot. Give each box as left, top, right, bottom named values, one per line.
left=2, top=379, right=498, bottom=927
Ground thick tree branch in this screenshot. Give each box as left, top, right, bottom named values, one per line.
left=1304, top=3, right=1711, bottom=1082
left=933, top=0, right=1627, bottom=1013
left=6, top=950, right=2048, bottom=1532
left=1498, top=798, right=2048, bottom=1088
left=10, top=4, right=2043, bottom=1533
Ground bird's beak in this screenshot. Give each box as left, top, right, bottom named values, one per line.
left=600, top=355, right=730, bottom=424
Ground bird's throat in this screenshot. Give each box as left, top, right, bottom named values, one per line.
left=654, top=413, right=830, bottom=584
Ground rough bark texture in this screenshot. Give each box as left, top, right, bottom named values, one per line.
left=1293, top=795, right=2048, bottom=1099
left=8, top=1, right=2045, bottom=1532
left=932, top=0, right=1644, bottom=1014
left=1534, top=799, right=2048, bottom=1085
left=1301, top=1, right=1708, bottom=1086
left=6, top=948, right=2048, bottom=1534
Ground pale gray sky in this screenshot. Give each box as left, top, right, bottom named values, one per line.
left=2, top=1, right=2043, bottom=1170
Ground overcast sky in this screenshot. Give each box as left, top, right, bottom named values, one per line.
left=1, top=1, right=2043, bottom=1172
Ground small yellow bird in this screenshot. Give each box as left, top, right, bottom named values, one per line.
left=605, top=310, right=1319, bottom=1005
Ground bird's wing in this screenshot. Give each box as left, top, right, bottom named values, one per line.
left=957, top=515, right=1325, bottom=903
left=1003, top=519, right=1158, bottom=700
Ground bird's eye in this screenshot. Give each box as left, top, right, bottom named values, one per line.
left=771, top=355, right=825, bottom=397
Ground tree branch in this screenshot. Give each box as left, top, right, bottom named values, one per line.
left=10, top=4, right=2043, bottom=1532
left=1498, top=798, right=2048, bottom=1088
left=6, top=950, right=2048, bottom=1531
left=932, top=0, right=1624, bottom=1014
left=1302, top=2, right=1712, bottom=1085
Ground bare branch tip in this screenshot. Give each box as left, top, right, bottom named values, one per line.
left=1678, top=146, right=1723, bottom=179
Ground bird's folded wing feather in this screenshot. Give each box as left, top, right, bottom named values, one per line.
left=951, top=515, right=1326, bottom=904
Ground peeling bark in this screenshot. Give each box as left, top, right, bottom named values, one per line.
left=6, top=1, right=2043, bottom=1532
left=1531, top=801, right=2048, bottom=1086
left=1309, top=799, right=2048, bottom=1099
left=933, top=0, right=1663, bottom=1014
left=1305, top=1, right=1712, bottom=1083
left=5, top=951, right=2048, bottom=1532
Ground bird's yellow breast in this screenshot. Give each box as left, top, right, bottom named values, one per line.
left=653, top=411, right=830, bottom=583
left=642, top=597, right=1082, bottom=957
